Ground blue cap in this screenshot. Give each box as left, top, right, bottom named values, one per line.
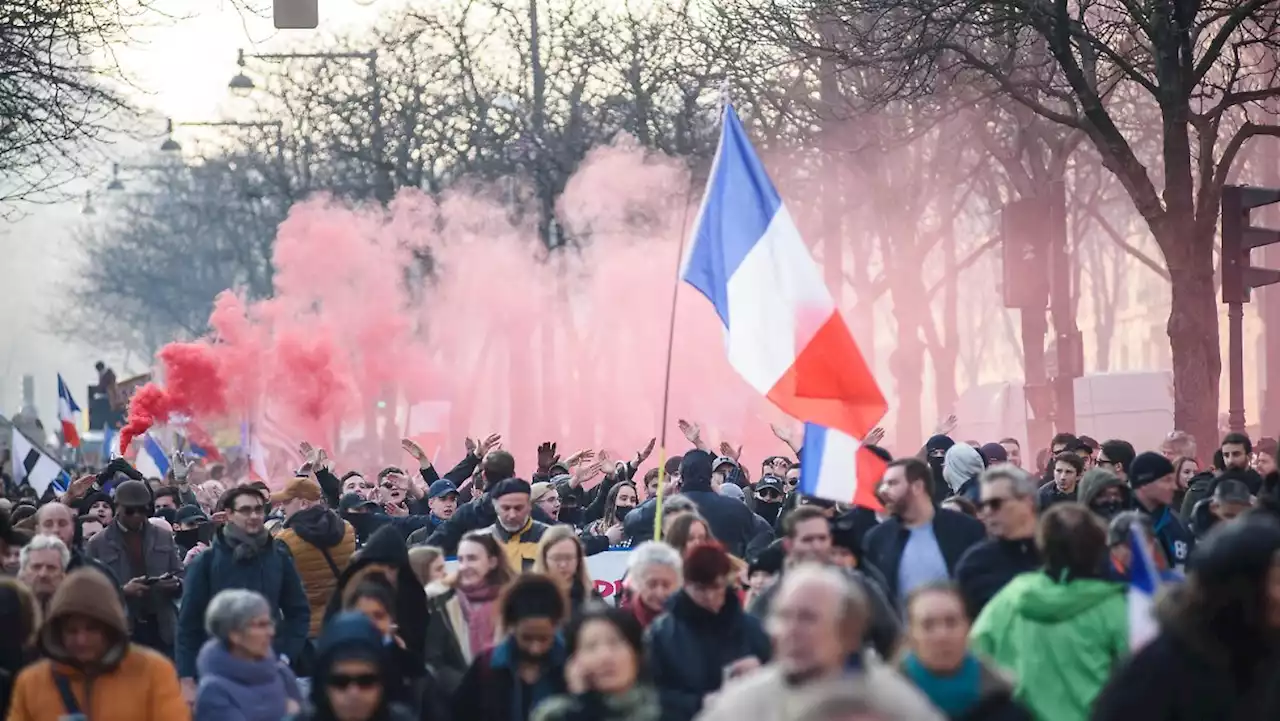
left=428, top=479, right=458, bottom=499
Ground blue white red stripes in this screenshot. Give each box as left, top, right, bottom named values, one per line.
left=1128, top=524, right=1159, bottom=651
left=682, top=104, right=887, bottom=508
left=56, top=374, right=81, bottom=448
left=799, top=423, right=887, bottom=506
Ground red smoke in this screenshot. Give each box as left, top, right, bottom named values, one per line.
left=123, top=138, right=805, bottom=480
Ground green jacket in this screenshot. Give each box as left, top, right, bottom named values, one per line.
left=970, top=571, right=1127, bottom=721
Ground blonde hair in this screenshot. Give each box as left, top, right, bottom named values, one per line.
left=533, top=525, right=592, bottom=600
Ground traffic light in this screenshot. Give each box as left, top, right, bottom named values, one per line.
left=1001, top=196, right=1050, bottom=310
left=1221, top=185, right=1280, bottom=304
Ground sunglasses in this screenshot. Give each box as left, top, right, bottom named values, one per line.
left=328, top=673, right=380, bottom=690
left=755, top=490, right=782, bottom=502
left=120, top=506, right=149, bottom=517
left=979, top=497, right=1009, bottom=512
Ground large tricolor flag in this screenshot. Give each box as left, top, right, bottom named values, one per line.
left=56, top=374, right=81, bottom=448
left=682, top=104, right=887, bottom=508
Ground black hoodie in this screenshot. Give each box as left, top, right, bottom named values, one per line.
left=323, top=525, right=428, bottom=664
left=287, top=506, right=347, bottom=548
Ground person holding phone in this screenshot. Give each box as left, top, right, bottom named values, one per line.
left=85, top=480, right=186, bottom=658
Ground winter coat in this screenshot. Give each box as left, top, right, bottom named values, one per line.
left=897, top=653, right=1034, bottom=721
left=7, top=569, right=190, bottom=721
left=175, top=528, right=311, bottom=679
left=747, top=565, right=900, bottom=660
left=694, top=657, right=944, bottom=721
left=970, top=571, right=1128, bottom=721
left=1138, top=503, right=1195, bottom=570
left=84, top=518, right=186, bottom=646
left=954, top=537, right=1040, bottom=619
left=290, top=613, right=419, bottom=721
left=275, top=507, right=357, bottom=638
left=861, top=509, right=987, bottom=602
left=193, top=640, right=301, bottom=721
left=624, top=489, right=763, bottom=557
left=424, top=492, right=557, bottom=555
left=1079, top=471, right=1133, bottom=517
left=451, top=635, right=568, bottom=721
left=1178, top=471, right=1215, bottom=524
left=1090, top=587, right=1280, bottom=721
left=645, top=589, right=771, bottom=721
left=423, top=583, right=475, bottom=694
left=1037, top=480, right=1077, bottom=510
left=322, top=525, right=429, bottom=665
left=487, top=517, right=553, bottom=572
left=532, top=687, right=661, bottom=721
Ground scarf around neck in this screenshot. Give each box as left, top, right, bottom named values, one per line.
left=902, top=651, right=982, bottom=717
left=457, top=583, right=501, bottom=657
left=223, top=524, right=271, bottom=562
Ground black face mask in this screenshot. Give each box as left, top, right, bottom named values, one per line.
left=755, top=502, right=782, bottom=524
left=614, top=505, right=633, bottom=523
left=175, top=528, right=201, bottom=548
left=1093, top=500, right=1127, bottom=520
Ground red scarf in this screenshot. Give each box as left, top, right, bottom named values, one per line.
left=621, top=589, right=663, bottom=629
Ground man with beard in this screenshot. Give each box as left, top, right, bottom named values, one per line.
left=424, top=451, right=558, bottom=554
left=273, top=474, right=358, bottom=647
left=486, top=478, right=551, bottom=572
left=1219, top=432, right=1264, bottom=494
left=747, top=506, right=900, bottom=659
left=862, top=458, right=986, bottom=605
left=85, top=479, right=185, bottom=656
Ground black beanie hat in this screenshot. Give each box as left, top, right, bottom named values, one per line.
left=491, top=478, right=532, bottom=500
left=1129, top=452, right=1175, bottom=489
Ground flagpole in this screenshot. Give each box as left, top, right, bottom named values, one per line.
left=654, top=86, right=731, bottom=541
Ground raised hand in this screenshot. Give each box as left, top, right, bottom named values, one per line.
left=537, top=441, right=560, bottom=471
left=770, top=422, right=798, bottom=448
left=476, top=433, right=502, bottom=458
left=564, top=449, right=595, bottom=467
left=401, top=438, right=428, bottom=463
left=677, top=419, right=702, bottom=447
left=865, top=426, right=886, bottom=447
left=718, top=441, right=742, bottom=461
left=635, top=437, right=656, bottom=465
left=298, top=441, right=314, bottom=459
left=170, top=450, right=195, bottom=483
left=464, top=437, right=477, bottom=457
left=935, top=413, right=959, bottom=436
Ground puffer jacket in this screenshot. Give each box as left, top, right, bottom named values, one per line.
left=275, top=506, right=357, bottom=638
left=7, top=569, right=190, bottom=721
left=533, top=687, right=661, bottom=721
left=194, top=640, right=301, bottom=721
left=970, top=571, right=1127, bottom=721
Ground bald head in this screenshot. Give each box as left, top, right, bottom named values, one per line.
left=769, top=564, right=868, bottom=682
left=36, top=503, right=75, bottom=547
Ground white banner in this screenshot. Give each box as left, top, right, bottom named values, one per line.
left=446, top=548, right=632, bottom=599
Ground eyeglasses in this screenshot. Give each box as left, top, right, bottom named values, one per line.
left=120, top=506, right=149, bottom=517
left=756, top=491, right=782, bottom=502
left=783, top=478, right=798, bottom=488
left=979, top=497, right=1011, bottom=512
left=327, top=673, right=380, bottom=690
left=232, top=505, right=265, bottom=516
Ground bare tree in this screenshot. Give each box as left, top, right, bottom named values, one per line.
left=733, top=0, right=1280, bottom=454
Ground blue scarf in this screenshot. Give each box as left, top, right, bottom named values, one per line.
left=902, top=652, right=981, bottom=717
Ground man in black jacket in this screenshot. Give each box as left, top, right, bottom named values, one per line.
left=955, top=465, right=1041, bottom=618
left=422, top=452, right=556, bottom=554
left=1130, top=451, right=1195, bottom=570
left=623, top=450, right=764, bottom=557
left=862, top=458, right=986, bottom=606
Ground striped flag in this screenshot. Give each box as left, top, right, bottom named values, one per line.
left=1128, top=524, right=1160, bottom=651
left=681, top=104, right=887, bottom=509
left=135, top=434, right=172, bottom=480
left=56, top=374, right=81, bottom=448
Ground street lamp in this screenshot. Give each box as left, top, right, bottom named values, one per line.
left=160, top=119, right=182, bottom=153
left=81, top=191, right=96, bottom=216
left=160, top=118, right=285, bottom=165
left=231, top=48, right=388, bottom=202
left=105, top=161, right=180, bottom=192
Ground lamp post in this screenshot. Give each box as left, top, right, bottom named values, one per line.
left=106, top=162, right=174, bottom=192
left=229, top=48, right=388, bottom=203
left=161, top=118, right=285, bottom=166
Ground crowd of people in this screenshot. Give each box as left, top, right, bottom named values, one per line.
left=0, top=420, right=1278, bottom=721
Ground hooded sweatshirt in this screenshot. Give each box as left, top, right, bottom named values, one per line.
left=287, top=613, right=415, bottom=721
left=943, top=444, right=986, bottom=500
left=925, top=435, right=957, bottom=505
left=194, top=639, right=301, bottom=721
left=323, top=525, right=428, bottom=663
left=970, top=571, right=1127, bottom=721
left=276, top=506, right=357, bottom=638
left=1078, top=469, right=1132, bottom=521
left=7, top=569, right=190, bottom=721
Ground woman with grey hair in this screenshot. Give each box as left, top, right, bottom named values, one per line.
left=619, top=541, right=683, bottom=628
left=194, top=589, right=303, bottom=721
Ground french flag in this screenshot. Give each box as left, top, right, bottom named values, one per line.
left=1128, top=523, right=1160, bottom=651
left=682, top=104, right=887, bottom=509
left=134, top=434, right=171, bottom=480
left=57, top=374, right=81, bottom=448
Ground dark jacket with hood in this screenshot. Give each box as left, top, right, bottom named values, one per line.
left=1178, top=470, right=1216, bottom=524
left=323, top=525, right=429, bottom=664
left=645, top=589, right=771, bottom=721
left=954, top=537, right=1040, bottom=620
left=924, top=435, right=957, bottom=507
left=1078, top=469, right=1132, bottom=520
left=861, top=508, right=987, bottom=602
left=623, top=451, right=762, bottom=557
left=194, top=639, right=302, bottom=721
left=176, top=526, right=311, bottom=679
left=286, top=612, right=417, bottom=721
left=452, top=635, right=568, bottom=721
left=8, top=569, right=189, bottom=721
left=276, top=506, right=357, bottom=638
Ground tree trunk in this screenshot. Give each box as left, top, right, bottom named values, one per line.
left=936, top=228, right=959, bottom=417
left=1163, top=228, right=1220, bottom=460
left=889, top=273, right=926, bottom=450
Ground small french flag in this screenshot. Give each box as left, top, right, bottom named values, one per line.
left=56, top=374, right=81, bottom=449
left=134, top=434, right=171, bottom=480
left=799, top=423, right=887, bottom=509
left=1128, top=523, right=1160, bottom=651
